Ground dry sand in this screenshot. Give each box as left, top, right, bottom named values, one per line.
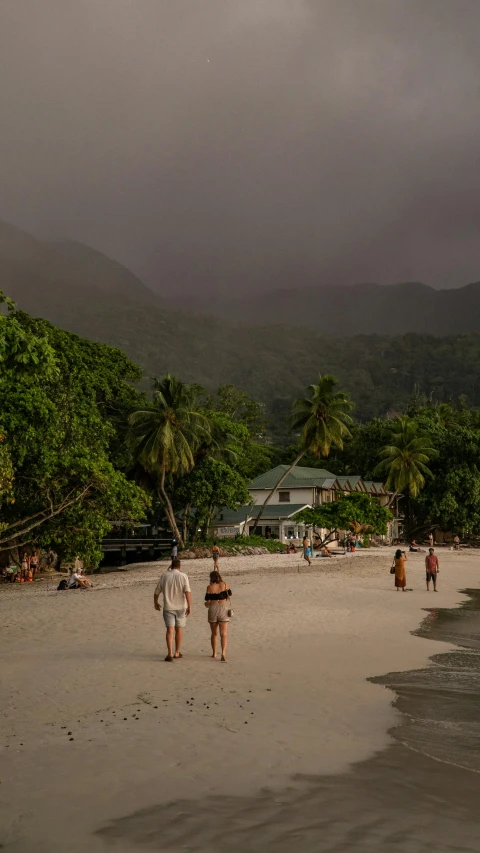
left=1, top=547, right=479, bottom=852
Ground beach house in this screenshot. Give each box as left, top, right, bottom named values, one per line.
left=211, top=465, right=401, bottom=542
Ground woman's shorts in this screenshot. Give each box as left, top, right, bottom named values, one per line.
left=208, top=602, right=229, bottom=623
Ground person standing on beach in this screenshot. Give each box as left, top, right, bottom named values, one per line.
left=454, top=535, right=461, bottom=551
left=303, top=533, right=312, bottom=566
left=154, top=557, right=192, bottom=662
left=425, top=548, right=439, bottom=591
left=393, top=549, right=407, bottom=591
left=30, top=551, right=39, bottom=581
left=205, top=570, right=232, bottom=661
left=428, top=532, right=434, bottom=548
left=171, top=538, right=178, bottom=559
left=212, top=541, right=220, bottom=570
left=21, top=552, right=29, bottom=582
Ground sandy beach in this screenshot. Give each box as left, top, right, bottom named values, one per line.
left=1, top=548, right=480, bottom=852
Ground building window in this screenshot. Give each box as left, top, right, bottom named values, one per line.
left=278, top=490, right=290, bottom=503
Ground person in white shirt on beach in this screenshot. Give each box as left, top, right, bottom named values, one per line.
left=154, top=557, right=192, bottom=662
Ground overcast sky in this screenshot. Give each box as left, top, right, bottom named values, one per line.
left=1, top=0, right=480, bottom=292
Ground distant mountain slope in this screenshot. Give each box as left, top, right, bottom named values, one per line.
left=0, top=219, right=158, bottom=306
left=5, top=268, right=480, bottom=425
left=3, top=218, right=480, bottom=425
left=161, top=279, right=480, bottom=336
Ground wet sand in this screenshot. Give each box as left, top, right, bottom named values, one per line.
left=1, top=548, right=480, bottom=851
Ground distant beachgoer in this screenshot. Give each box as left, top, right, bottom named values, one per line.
left=409, top=540, right=425, bottom=553
left=425, top=548, right=439, bottom=591
left=205, top=570, right=231, bottom=661
left=171, top=539, right=178, bottom=559
left=212, top=541, right=220, bottom=570
left=288, top=542, right=296, bottom=553
left=428, top=532, right=434, bottom=548
left=30, top=551, right=39, bottom=580
left=21, top=553, right=29, bottom=582
left=320, top=546, right=333, bottom=558
left=154, top=557, right=191, bottom=662
left=303, top=534, right=312, bottom=566
left=68, top=568, right=90, bottom=589
left=394, top=549, right=407, bottom=591
left=454, top=535, right=461, bottom=551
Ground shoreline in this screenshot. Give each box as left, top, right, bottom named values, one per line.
left=1, top=549, right=479, bottom=851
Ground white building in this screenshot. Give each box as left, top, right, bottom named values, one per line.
left=211, top=465, right=401, bottom=542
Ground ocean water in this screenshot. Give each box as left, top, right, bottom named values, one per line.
left=97, top=591, right=480, bottom=852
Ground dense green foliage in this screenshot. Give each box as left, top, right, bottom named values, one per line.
left=0, top=296, right=148, bottom=566
left=295, top=493, right=393, bottom=543
left=375, top=416, right=438, bottom=498
left=5, top=285, right=480, bottom=564
left=10, top=266, right=480, bottom=431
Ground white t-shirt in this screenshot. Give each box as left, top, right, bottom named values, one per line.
left=155, top=569, right=190, bottom=611
left=68, top=572, right=82, bottom=588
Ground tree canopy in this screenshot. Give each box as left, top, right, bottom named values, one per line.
left=295, top=493, right=393, bottom=543
left=0, top=296, right=148, bottom=565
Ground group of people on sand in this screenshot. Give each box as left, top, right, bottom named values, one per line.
left=392, top=547, right=440, bottom=592
left=2, top=551, right=40, bottom=583
left=154, top=553, right=232, bottom=663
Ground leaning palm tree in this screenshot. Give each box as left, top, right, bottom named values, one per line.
left=251, top=374, right=353, bottom=532
left=375, top=416, right=437, bottom=499
left=128, top=375, right=210, bottom=546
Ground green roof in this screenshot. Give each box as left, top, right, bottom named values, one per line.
left=249, top=465, right=336, bottom=490
left=214, top=503, right=311, bottom=524
left=213, top=506, right=255, bottom=525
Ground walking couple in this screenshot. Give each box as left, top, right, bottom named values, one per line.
left=154, top=557, right=232, bottom=662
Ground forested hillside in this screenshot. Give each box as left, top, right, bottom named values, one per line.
left=3, top=219, right=480, bottom=430
left=5, top=275, right=480, bottom=426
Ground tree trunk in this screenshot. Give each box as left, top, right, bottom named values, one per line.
left=159, top=463, right=184, bottom=548
left=251, top=450, right=306, bottom=533
left=182, top=504, right=191, bottom=546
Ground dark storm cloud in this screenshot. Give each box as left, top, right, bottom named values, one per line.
left=1, top=0, right=480, bottom=291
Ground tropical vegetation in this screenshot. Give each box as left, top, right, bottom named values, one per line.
left=4, top=289, right=480, bottom=572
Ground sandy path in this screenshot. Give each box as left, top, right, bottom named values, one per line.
left=1, top=548, right=479, bottom=852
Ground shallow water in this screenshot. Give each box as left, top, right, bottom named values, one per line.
left=96, top=590, right=480, bottom=851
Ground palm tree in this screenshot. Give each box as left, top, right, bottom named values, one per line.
left=251, top=374, right=353, bottom=532
left=128, top=375, right=210, bottom=546
left=375, top=416, right=437, bottom=499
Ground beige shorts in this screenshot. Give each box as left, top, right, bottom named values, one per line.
left=208, top=602, right=229, bottom=623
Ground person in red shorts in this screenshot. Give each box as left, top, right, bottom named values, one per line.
left=425, top=548, right=439, bottom=592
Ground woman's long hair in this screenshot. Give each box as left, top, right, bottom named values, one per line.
left=395, top=549, right=403, bottom=560
left=210, top=570, right=223, bottom=584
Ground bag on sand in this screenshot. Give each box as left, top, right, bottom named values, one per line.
left=57, top=579, right=68, bottom=590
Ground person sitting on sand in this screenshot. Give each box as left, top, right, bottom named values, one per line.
left=425, top=548, right=439, bottom=592
left=409, top=539, right=425, bottom=553
left=205, top=570, right=232, bottom=662
left=320, top=546, right=333, bottom=558
left=68, top=568, right=91, bottom=589
left=393, top=549, right=408, bottom=591
left=288, top=542, right=296, bottom=553
left=453, top=535, right=461, bottom=551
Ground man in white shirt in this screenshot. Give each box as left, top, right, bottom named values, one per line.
left=154, top=557, right=192, bottom=661
left=68, top=569, right=89, bottom=589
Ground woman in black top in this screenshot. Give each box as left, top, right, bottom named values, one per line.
left=205, top=570, right=232, bottom=661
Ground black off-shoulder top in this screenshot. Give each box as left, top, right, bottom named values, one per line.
left=205, top=588, right=232, bottom=601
